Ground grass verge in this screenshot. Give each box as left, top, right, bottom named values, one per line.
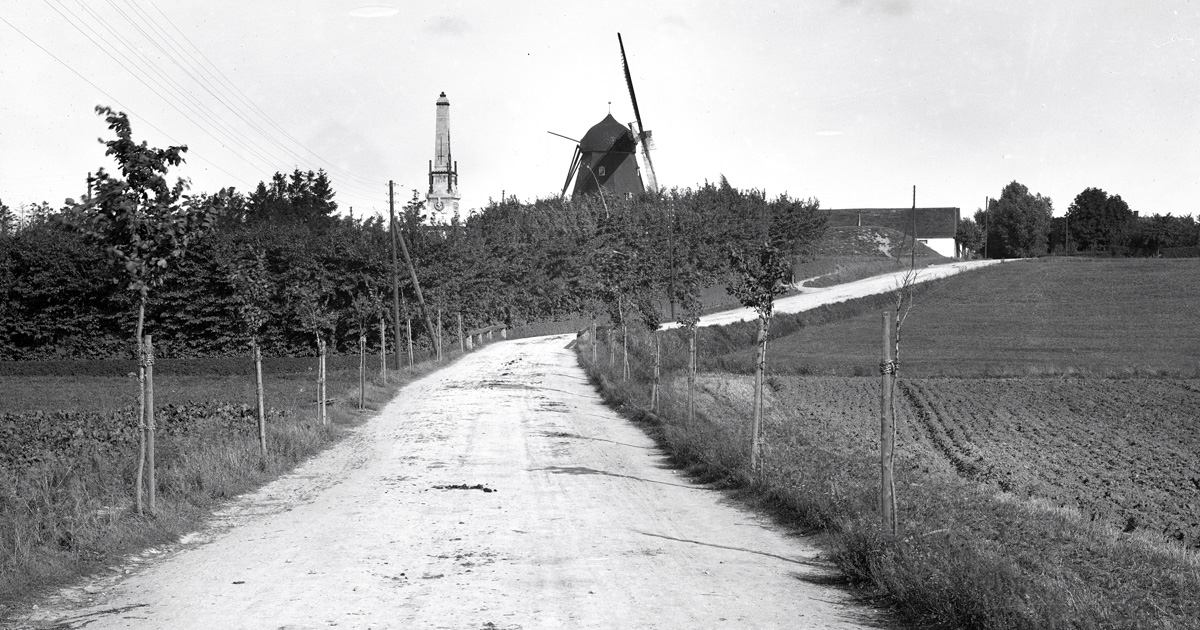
left=0, top=344, right=481, bottom=608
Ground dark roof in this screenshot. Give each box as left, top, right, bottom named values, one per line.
left=579, top=114, right=634, bottom=153
left=825, top=208, right=959, bottom=239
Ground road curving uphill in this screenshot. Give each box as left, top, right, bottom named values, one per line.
left=675, top=258, right=1009, bottom=329
left=9, top=335, right=878, bottom=629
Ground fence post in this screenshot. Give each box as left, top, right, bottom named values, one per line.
left=880, top=310, right=897, bottom=535
left=359, top=335, right=366, bottom=410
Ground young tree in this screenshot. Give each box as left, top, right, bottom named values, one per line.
left=287, top=272, right=337, bottom=425
left=68, top=106, right=216, bottom=514
left=724, top=189, right=825, bottom=475
left=227, top=252, right=272, bottom=456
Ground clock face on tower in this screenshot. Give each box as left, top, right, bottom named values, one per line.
left=434, top=200, right=444, bottom=210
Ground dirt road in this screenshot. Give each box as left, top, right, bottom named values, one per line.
left=10, top=335, right=878, bottom=630
left=674, top=258, right=1009, bottom=329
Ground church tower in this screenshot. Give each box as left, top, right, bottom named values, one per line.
left=426, top=92, right=460, bottom=214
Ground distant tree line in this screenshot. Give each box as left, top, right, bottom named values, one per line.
left=1, top=165, right=825, bottom=362
left=954, top=181, right=1198, bottom=259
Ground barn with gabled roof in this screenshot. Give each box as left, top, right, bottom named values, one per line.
left=825, top=207, right=961, bottom=257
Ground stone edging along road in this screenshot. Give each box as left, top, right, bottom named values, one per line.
left=9, top=262, right=1015, bottom=629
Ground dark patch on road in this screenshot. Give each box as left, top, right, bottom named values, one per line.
left=432, top=484, right=496, bottom=493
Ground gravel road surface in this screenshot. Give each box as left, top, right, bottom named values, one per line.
left=673, top=258, right=1008, bottom=329
left=10, top=335, right=880, bottom=630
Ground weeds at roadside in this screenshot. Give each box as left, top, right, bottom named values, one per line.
left=578, top=333, right=1200, bottom=629
left=0, top=347, right=474, bottom=607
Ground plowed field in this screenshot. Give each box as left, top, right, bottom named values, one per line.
left=728, top=376, right=1200, bottom=548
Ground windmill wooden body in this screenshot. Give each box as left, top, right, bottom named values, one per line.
left=555, top=33, right=659, bottom=199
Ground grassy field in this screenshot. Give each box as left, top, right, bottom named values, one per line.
left=758, top=257, right=1200, bottom=377
left=577, top=256, right=1200, bottom=629
left=0, top=346, right=472, bottom=606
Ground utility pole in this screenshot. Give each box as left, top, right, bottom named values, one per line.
left=389, top=182, right=402, bottom=370
left=983, top=196, right=989, bottom=259
left=910, top=185, right=917, bottom=269
left=394, top=207, right=439, bottom=357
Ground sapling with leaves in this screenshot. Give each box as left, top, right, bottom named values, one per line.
left=287, top=273, right=337, bottom=425
left=349, top=278, right=378, bottom=410
left=67, top=105, right=217, bottom=514
left=723, top=186, right=825, bottom=475
left=368, top=285, right=387, bottom=383
left=227, top=252, right=272, bottom=456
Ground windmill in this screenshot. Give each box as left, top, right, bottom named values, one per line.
left=619, top=32, right=658, bottom=193
left=550, top=33, right=659, bottom=198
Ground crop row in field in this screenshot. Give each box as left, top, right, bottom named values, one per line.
left=735, top=374, right=1200, bottom=549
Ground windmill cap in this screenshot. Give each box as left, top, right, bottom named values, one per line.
left=437, top=92, right=449, bottom=105
left=579, top=113, right=634, bottom=152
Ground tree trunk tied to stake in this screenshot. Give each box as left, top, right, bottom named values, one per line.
left=879, top=311, right=897, bottom=535
left=254, top=339, right=266, bottom=457
left=144, top=333, right=156, bottom=514
left=134, top=300, right=146, bottom=515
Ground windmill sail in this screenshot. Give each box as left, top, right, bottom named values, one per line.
left=618, top=33, right=658, bottom=193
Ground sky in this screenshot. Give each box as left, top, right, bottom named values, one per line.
left=1, top=1, right=1197, bottom=222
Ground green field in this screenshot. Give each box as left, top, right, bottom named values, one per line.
left=764, top=257, right=1200, bottom=376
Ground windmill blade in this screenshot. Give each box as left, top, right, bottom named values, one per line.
left=561, top=145, right=582, bottom=198
left=618, top=33, right=658, bottom=192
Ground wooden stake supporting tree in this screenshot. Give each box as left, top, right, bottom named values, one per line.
left=288, top=275, right=336, bottom=426
left=144, top=335, right=156, bottom=512
left=406, top=316, right=413, bottom=366
left=880, top=311, right=897, bottom=535
left=881, top=266, right=920, bottom=533
left=436, top=307, right=443, bottom=362
left=227, top=252, right=272, bottom=457
left=457, top=312, right=465, bottom=352
left=376, top=303, right=386, bottom=381
left=68, top=106, right=216, bottom=515
left=350, top=288, right=376, bottom=411
left=358, top=335, right=366, bottom=410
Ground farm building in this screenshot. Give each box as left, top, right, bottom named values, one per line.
left=825, top=207, right=961, bottom=257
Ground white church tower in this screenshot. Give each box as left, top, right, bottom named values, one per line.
left=426, top=92, right=460, bottom=214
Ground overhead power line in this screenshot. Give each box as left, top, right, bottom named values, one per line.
left=0, top=13, right=255, bottom=189
left=13, top=2, right=392, bottom=204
